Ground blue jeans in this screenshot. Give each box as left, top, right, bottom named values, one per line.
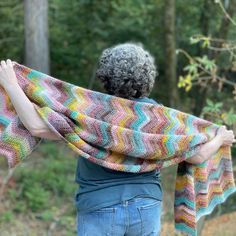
left=76, top=196, right=162, bottom=236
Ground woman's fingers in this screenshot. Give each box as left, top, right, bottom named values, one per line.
left=224, top=139, right=236, bottom=145
left=6, top=59, right=13, bottom=67
left=221, top=125, right=227, bottom=130
left=1, top=59, right=14, bottom=69
left=1, top=60, right=7, bottom=69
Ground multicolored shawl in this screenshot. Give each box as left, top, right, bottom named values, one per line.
left=0, top=62, right=235, bottom=235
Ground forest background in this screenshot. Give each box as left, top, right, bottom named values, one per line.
left=0, top=0, right=236, bottom=235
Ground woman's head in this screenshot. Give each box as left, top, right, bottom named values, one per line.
left=96, top=42, right=157, bottom=99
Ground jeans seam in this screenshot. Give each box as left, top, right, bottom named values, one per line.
left=93, top=207, right=117, bottom=213
left=111, top=208, right=116, bottom=235
left=139, top=200, right=161, bottom=210
left=124, top=204, right=129, bottom=234
left=137, top=207, right=143, bottom=236
left=82, top=214, right=85, bottom=236
left=127, top=206, right=130, bottom=233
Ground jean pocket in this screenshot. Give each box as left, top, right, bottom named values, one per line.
left=137, top=199, right=162, bottom=235
left=77, top=207, right=116, bottom=236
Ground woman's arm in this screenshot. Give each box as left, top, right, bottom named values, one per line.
left=0, top=59, right=61, bottom=140
left=186, top=126, right=235, bottom=164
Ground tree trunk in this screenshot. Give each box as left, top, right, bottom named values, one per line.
left=24, top=0, right=49, bottom=74
left=192, top=0, right=212, bottom=116
left=164, top=0, right=178, bottom=107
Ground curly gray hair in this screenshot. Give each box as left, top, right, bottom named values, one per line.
left=96, top=42, right=157, bottom=99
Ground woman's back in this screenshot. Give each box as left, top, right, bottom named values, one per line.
left=74, top=96, right=162, bottom=213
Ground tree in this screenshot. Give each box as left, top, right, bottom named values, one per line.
left=192, top=0, right=212, bottom=116
left=164, top=0, right=179, bottom=107
left=24, top=0, right=49, bottom=73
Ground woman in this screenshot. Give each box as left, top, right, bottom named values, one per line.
left=0, top=43, right=235, bottom=236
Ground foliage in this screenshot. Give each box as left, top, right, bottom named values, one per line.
left=177, top=53, right=217, bottom=92
left=3, top=142, right=78, bottom=210
left=23, top=183, right=50, bottom=212
left=0, top=1, right=24, bottom=62
left=177, top=1, right=236, bottom=125
left=49, top=0, right=163, bottom=89
left=0, top=0, right=232, bottom=106
left=177, top=44, right=236, bottom=125
left=0, top=211, right=13, bottom=223
left=201, top=99, right=236, bottom=126
left=0, top=141, right=77, bottom=234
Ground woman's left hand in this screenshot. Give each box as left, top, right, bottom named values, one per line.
left=0, top=59, right=18, bottom=89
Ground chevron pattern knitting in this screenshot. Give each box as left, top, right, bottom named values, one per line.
left=0, top=62, right=235, bottom=235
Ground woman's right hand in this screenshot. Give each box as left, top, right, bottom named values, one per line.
left=186, top=125, right=235, bottom=165
left=216, top=125, right=236, bottom=146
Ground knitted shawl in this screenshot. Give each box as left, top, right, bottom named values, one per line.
left=0, top=62, right=235, bottom=235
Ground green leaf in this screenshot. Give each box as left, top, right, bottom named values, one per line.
left=215, top=102, right=223, bottom=109
left=201, top=37, right=210, bottom=48
left=196, top=55, right=216, bottom=71
left=224, top=108, right=236, bottom=125
left=206, top=99, right=214, bottom=106
left=184, top=63, right=198, bottom=75
left=190, top=36, right=201, bottom=44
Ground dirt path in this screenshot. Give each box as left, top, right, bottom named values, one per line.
left=201, top=211, right=236, bottom=236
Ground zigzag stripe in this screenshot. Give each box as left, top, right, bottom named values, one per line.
left=0, top=63, right=235, bottom=236
left=175, top=157, right=233, bottom=196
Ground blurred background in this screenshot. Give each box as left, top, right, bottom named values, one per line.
left=0, top=0, right=236, bottom=235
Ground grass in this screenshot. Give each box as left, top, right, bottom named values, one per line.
left=0, top=140, right=78, bottom=236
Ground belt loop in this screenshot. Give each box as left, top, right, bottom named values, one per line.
left=122, top=200, right=128, bottom=207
